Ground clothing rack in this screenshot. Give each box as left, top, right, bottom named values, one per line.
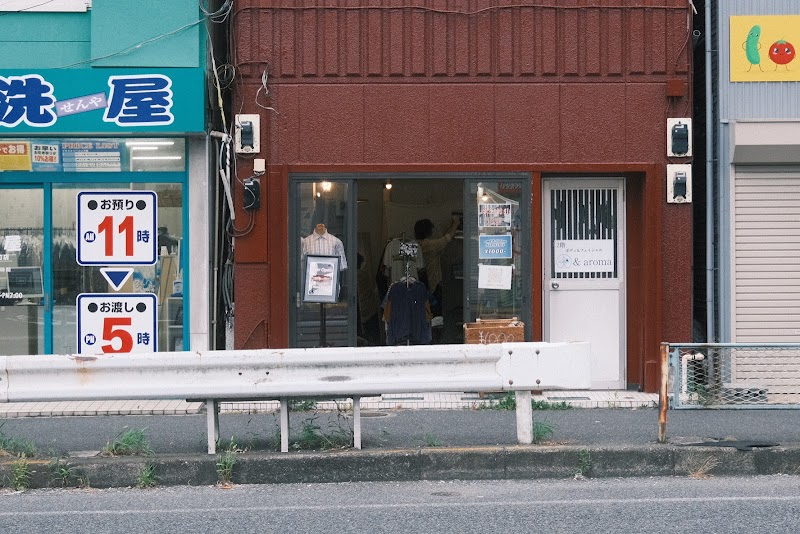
left=2, top=227, right=75, bottom=236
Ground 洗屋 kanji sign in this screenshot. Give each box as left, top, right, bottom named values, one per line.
left=76, top=191, right=157, bottom=265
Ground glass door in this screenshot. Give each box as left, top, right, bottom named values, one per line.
left=463, top=175, right=532, bottom=340
left=0, top=186, right=46, bottom=355
left=289, top=178, right=357, bottom=347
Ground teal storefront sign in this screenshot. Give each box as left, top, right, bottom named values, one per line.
left=0, top=69, right=205, bottom=134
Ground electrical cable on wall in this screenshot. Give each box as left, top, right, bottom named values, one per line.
left=56, top=18, right=204, bottom=69
left=255, top=68, right=279, bottom=114
left=201, top=0, right=232, bottom=23
left=202, top=0, right=238, bottom=350
left=236, top=3, right=689, bottom=17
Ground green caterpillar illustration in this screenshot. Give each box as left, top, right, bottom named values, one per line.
left=743, top=25, right=763, bottom=71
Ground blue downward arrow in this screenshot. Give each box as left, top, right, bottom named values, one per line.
left=100, top=268, right=134, bottom=292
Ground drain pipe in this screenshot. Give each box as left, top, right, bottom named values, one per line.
left=704, top=0, right=716, bottom=343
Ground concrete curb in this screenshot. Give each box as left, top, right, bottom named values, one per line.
left=3, top=445, right=800, bottom=489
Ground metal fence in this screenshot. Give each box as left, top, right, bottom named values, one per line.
left=666, top=343, right=800, bottom=409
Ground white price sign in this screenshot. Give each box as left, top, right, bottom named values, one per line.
left=77, top=191, right=157, bottom=265
left=77, top=293, right=158, bottom=354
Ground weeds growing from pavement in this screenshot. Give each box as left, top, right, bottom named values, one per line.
left=215, top=438, right=245, bottom=486
left=532, top=399, right=572, bottom=410
left=424, top=434, right=443, bottom=447
left=0, top=424, right=38, bottom=458
left=216, top=436, right=248, bottom=454
left=288, top=401, right=354, bottom=451
left=48, top=458, right=77, bottom=488
left=288, top=399, right=318, bottom=412
left=102, top=428, right=153, bottom=456
left=10, top=455, right=32, bottom=490
left=291, top=418, right=352, bottom=451
left=479, top=392, right=572, bottom=411
left=578, top=449, right=592, bottom=477
left=686, top=455, right=720, bottom=479
left=136, top=463, right=159, bottom=488
left=216, top=451, right=237, bottom=485
left=532, top=420, right=554, bottom=444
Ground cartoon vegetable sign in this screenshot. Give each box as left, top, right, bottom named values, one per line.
left=743, top=25, right=763, bottom=71
left=769, top=39, right=795, bottom=68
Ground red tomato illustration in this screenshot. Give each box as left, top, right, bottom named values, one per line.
left=768, top=40, right=795, bottom=65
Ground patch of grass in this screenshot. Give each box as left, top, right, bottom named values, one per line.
left=291, top=418, right=353, bottom=451
left=578, top=449, right=592, bottom=478
left=424, top=433, right=443, bottom=447
left=48, top=458, right=77, bottom=488
left=10, top=454, right=32, bottom=490
left=215, top=439, right=243, bottom=486
left=136, top=463, right=159, bottom=488
left=532, top=399, right=572, bottom=410
left=216, top=451, right=237, bottom=486
left=102, top=428, right=152, bottom=456
left=216, top=436, right=248, bottom=454
left=532, top=420, right=554, bottom=444
left=0, top=424, right=38, bottom=458
left=480, top=393, right=573, bottom=411
left=288, top=399, right=318, bottom=412
left=478, top=392, right=516, bottom=410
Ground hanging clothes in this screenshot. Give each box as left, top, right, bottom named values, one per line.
left=382, top=278, right=432, bottom=345
left=381, top=237, right=425, bottom=285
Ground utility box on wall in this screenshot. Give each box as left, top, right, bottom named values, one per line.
left=667, top=118, right=692, bottom=157
left=667, top=164, right=692, bottom=203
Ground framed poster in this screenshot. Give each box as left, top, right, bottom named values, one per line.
left=478, top=203, right=512, bottom=228
left=303, top=255, right=340, bottom=303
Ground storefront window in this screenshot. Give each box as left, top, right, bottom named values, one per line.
left=467, top=180, right=525, bottom=321
left=0, top=188, right=44, bottom=356
left=294, top=181, right=353, bottom=348
left=1, top=133, right=190, bottom=355
left=51, top=183, right=184, bottom=353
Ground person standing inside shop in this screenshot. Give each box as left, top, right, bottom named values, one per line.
left=414, top=215, right=460, bottom=316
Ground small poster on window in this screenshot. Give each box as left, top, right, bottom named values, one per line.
left=303, top=255, right=340, bottom=303
left=478, top=264, right=513, bottom=290
left=479, top=234, right=512, bottom=259
left=478, top=203, right=512, bottom=228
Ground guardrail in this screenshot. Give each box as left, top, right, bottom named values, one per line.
left=1, top=342, right=591, bottom=454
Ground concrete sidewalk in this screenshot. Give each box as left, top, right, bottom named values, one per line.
left=4, top=395, right=800, bottom=490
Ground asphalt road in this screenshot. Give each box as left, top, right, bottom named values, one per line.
left=2, top=476, right=800, bottom=533
left=3, top=408, right=800, bottom=455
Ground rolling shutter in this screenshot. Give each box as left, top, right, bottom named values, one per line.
left=732, top=168, right=800, bottom=342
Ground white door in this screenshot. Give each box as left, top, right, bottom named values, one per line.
left=543, top=178, right=626, bottom=389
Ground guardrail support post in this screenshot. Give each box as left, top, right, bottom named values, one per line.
left=206, top=399, right=219, bottom=454
left=515, top=390, right=533, bottom=444
left=353, top=396, right=362, bottom=449
left=280, top=398, right=290, bottom=453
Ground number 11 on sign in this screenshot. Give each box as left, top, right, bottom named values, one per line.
left=77, top=191, right=157, bottom=266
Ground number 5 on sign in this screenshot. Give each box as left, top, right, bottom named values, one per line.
left=77, top=294, right=158, bottom=354
left=77, top=191, right=158, bottom=265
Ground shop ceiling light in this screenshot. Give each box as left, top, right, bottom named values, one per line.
left=385, top=179, right=392, bottom=190
left=125, top=140, right=176, bottom=146
left=321, top=181, right=332, bottom=192
left=130, top=156, right=183, bottom=160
